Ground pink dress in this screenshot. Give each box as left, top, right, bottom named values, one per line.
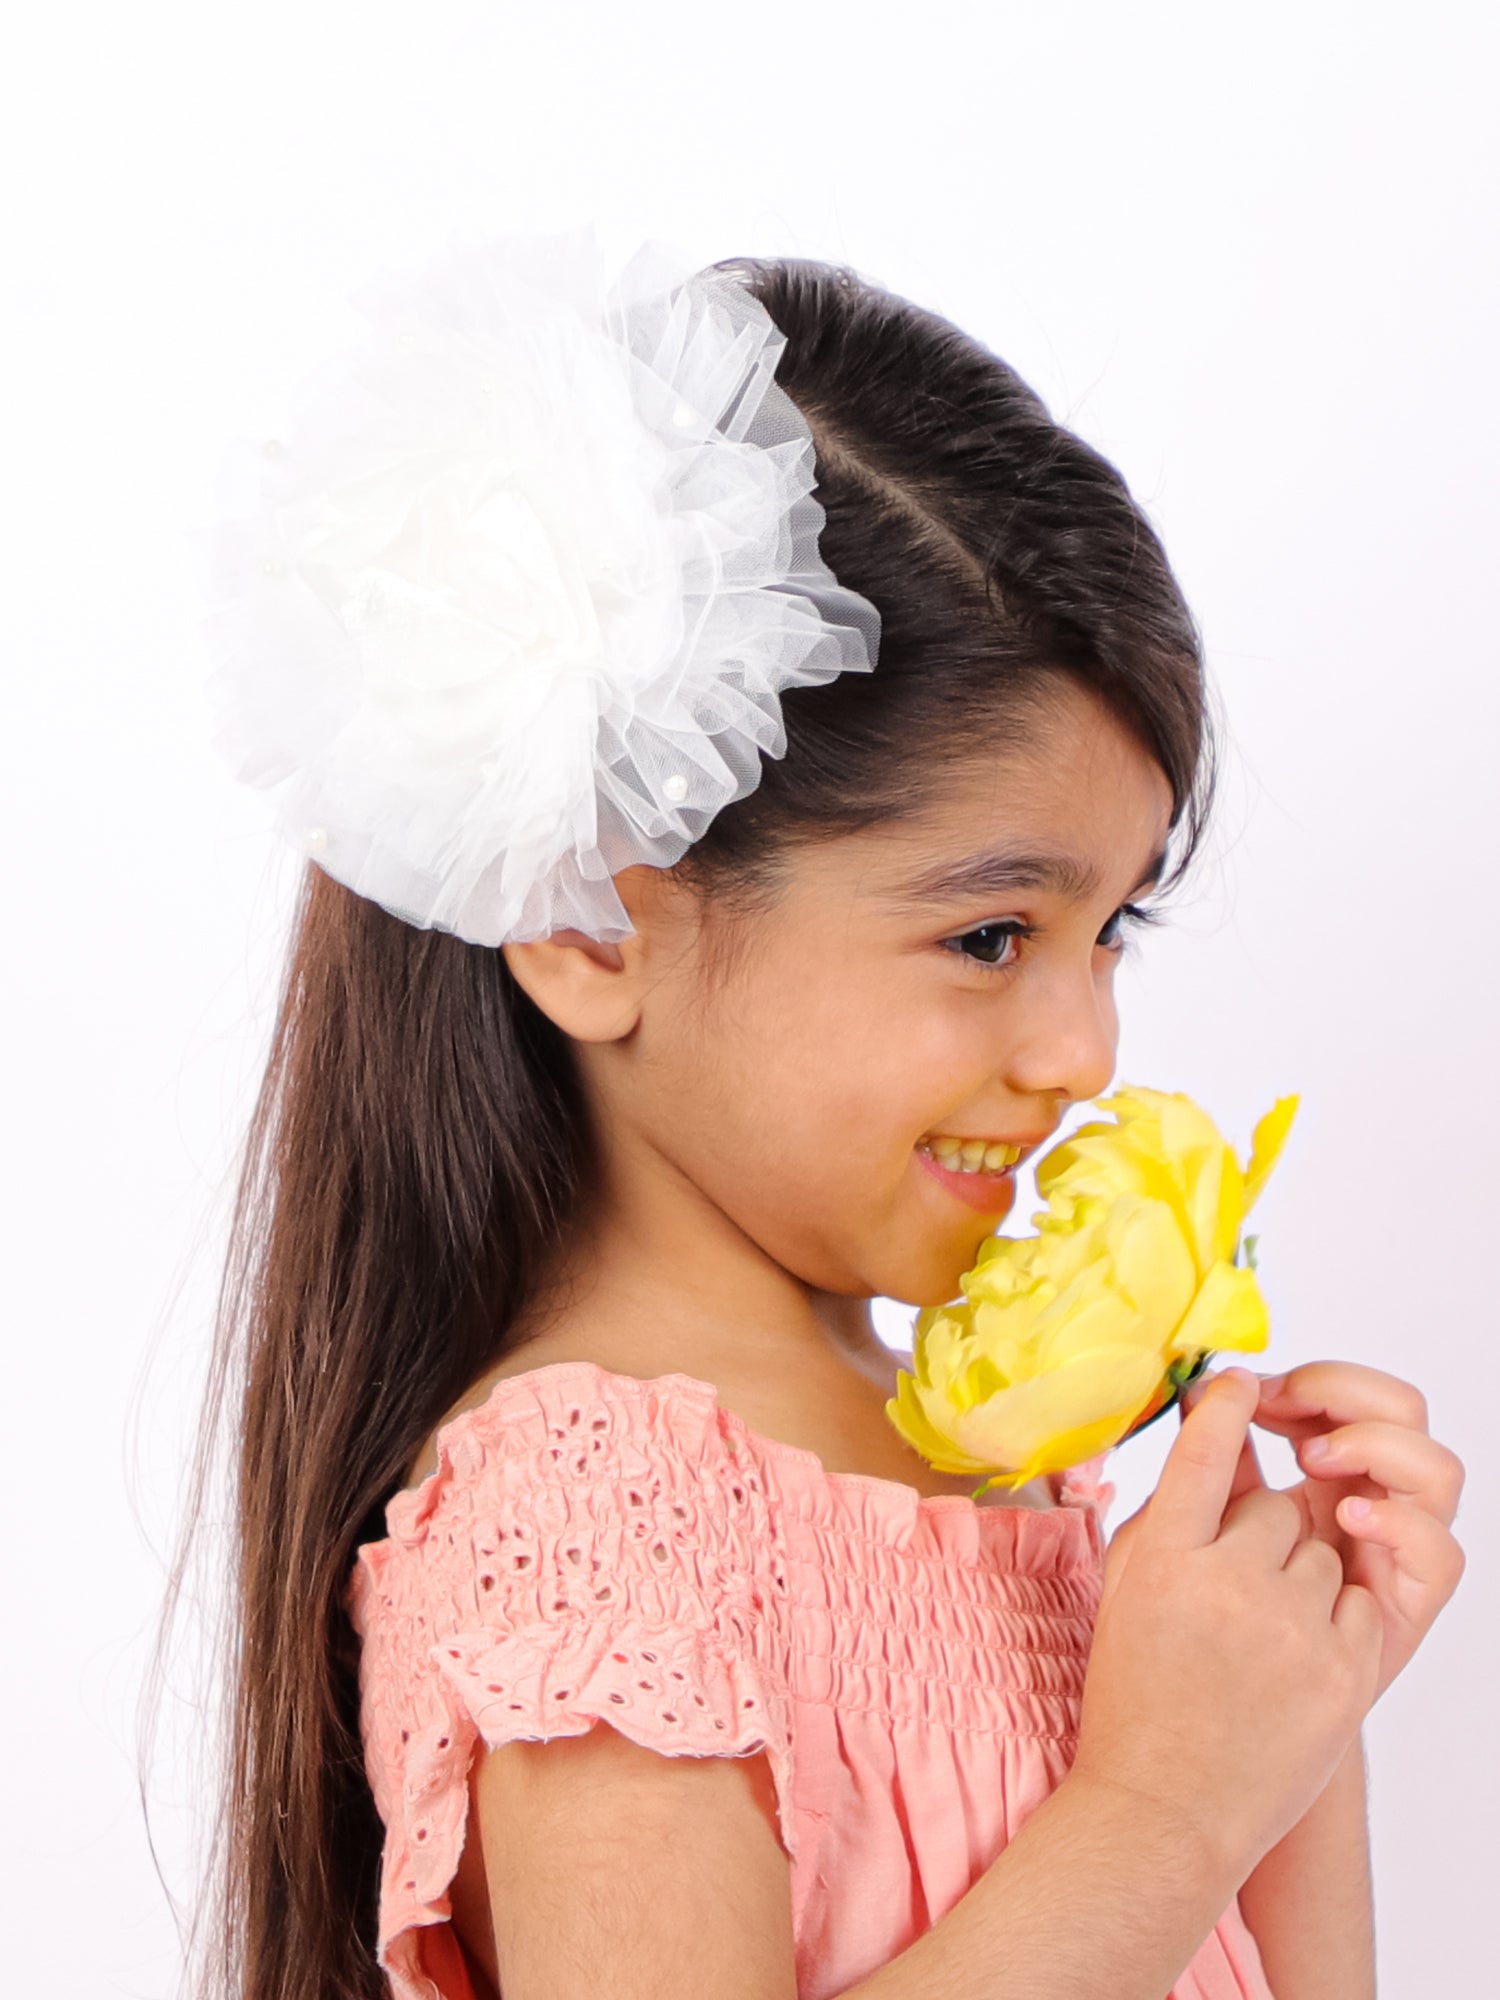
left=347, top=1360, right=1274, bottom=2000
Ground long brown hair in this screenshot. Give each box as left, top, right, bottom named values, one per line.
left=160, top=254, right=1215, bottom=2000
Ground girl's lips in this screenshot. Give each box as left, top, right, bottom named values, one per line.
left=916, top=1145, right=1018, bottom=1214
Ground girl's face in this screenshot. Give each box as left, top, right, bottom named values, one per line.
left=578, top=678, right=1177, bottom=1308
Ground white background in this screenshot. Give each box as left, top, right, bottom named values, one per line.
left=3, top=2, right=1495, bottom=1992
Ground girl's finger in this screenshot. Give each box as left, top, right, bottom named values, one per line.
left=1144, top=1368, right=1261, bottom=1551
left=1338, top=1493, right=1467, bottom=1604
left=1255, top=1360, right=1429, bottom=1437
left=1298, top=1418, right=1465, bottom=1527
left=1180, top=1369, right=1267, bottom=1492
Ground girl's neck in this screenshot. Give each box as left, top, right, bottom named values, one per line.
left=408, top=1123, right=1028, bottom=1507
left=411, top=1195, right=1058, bottom=1507
left=508, top=1162, right=896, bottom=1394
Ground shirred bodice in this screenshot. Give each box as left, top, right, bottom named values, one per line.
left=348, top=1360, right=1271, bottom=2000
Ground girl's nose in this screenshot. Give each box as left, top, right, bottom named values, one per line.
left=1001, top=971, right=1118, bottom=1107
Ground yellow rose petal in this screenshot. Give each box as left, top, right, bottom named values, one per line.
left=1244, top=1094, right=1300, bottom=1212
left=1169, top=1258, right=1271, bottom=1361
left=953, top=1342, right=1164, bottom=1473
left=885, top=1370, right=993, bottom=1475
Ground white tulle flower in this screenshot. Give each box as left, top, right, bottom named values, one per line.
left=195, top=224, right=881, bottom=944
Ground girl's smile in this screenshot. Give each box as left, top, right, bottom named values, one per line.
left=915, top=1146, right=1019, bottom=1215
left=915, top=1136, right=1036, bottom=1214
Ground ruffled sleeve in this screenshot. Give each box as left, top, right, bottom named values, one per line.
left=346, top=1364, right=797, bottom=2000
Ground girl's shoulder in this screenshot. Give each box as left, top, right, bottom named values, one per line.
left=385, top=1354, right=753, bottom=1543
left=382, top=1344, right=1096, bottom=1576
left=399, top=1338, right=723, bottom=1492
left=349, top=1353, right=795, bottom=1744
left=400, top=1339, right=1066, bottom=1513
left=357, top=1354, right=801, bottom=1640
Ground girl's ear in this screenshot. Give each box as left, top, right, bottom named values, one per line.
left=499, top=864, right=679, bottom=1044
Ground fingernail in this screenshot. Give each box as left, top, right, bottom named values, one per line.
left=1342, top=1496, right=1372, bottom=1522
left=1183, top=1369, right=1227, bottom=1410
left=1302, top=1436, right=1330, bottom=1462
left=1222, top=1366, right=1257, bottom=1389
left=1258, top=1372, right=1287, bottom=1398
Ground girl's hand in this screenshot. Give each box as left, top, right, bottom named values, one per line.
left=1183, top=1359, right=1467, bottom=1706
left=1072, top=1370, right=1384, bottom=1887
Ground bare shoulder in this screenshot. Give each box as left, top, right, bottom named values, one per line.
left=400, top=1327, right=670, bottom=1489
left=404, top=1327, right=1055, bottom=1508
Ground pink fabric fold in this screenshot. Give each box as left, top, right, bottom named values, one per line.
left=347, top=1360, right=1272, bottom=2000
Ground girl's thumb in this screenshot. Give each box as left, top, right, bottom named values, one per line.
left=1098, top=1368, right=1263, bottom=1615
left=1179, top=1367, right=1220, bottom=1416
left=1180, top=1367, right=1266, bottom=1508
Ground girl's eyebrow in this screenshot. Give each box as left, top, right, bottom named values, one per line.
left=886, top=842, right=1170, bottom=910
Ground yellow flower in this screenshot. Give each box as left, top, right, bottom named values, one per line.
left=886, top=1087, right=1298, bottom=1497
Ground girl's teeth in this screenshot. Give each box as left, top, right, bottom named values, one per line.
left=923, top=1138, right=1021, bottom=1174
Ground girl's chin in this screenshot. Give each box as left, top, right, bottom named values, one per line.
left=879, top=1178, right=1018, bottom=1311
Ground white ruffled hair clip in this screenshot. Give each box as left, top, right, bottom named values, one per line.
left=196, top=224, right=882, bottom=946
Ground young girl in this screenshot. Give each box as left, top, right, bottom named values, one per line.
left=191, top=234, right=1465, bottom=2000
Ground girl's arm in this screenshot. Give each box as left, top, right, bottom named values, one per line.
left=473, top=1727, right=1249, bottom=2000
left=1235, top=1731, right=1375, bottom=2000
left=848, top=1769, right=1246, bottom=2000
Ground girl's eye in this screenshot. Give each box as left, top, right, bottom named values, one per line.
left=944, top=903, right=1161, bottom=972
left=945, top=919, right=1034, bottom=971
left=1097, top=901, right=1160, bottom=952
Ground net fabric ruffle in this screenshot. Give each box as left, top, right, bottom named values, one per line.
left=346, top=1365, right=798, bottom=2000
left=194, top=223, right=880, bottom=945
